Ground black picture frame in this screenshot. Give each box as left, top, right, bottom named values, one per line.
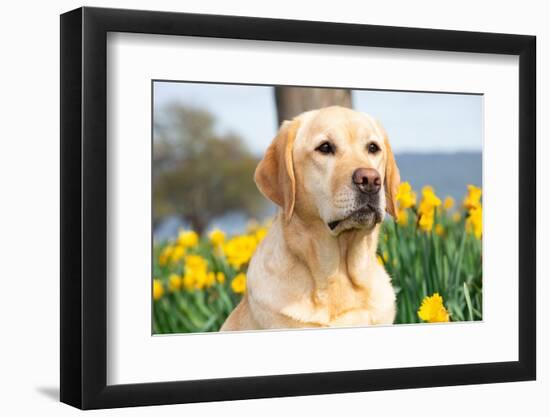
left=60, top=6, right=536, bottom=410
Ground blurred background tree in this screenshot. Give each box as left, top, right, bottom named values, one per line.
left=153, top=104, right=263, bottom=234
left=274, top=86, right=352, bottom=124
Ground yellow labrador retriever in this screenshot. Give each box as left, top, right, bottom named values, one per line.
left=221, top=106, right=400, bottom=331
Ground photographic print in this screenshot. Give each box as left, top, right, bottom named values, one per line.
left=60, top=9, right=536, bottom=408
left=152, top=82, right=483, bottom=334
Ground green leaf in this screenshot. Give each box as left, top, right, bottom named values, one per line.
left=463, top=282, right=474, bottom=321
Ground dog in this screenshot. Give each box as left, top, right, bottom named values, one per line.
left=221, top=106, right=400, bottom=331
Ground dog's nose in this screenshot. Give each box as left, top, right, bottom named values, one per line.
left=352, top=168, right=381, bottom=194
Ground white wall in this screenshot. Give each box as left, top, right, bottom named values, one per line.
left=0, top=0, right=545, bottom=415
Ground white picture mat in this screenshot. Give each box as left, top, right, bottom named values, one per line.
left=106, top=32, right=519, bottom=385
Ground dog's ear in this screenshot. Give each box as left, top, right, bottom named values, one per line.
left=254, top=119, right=300, bottom=221
left=383, top=132, right=400, bottom=218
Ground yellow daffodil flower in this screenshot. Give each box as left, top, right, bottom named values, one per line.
left=159, top=245, right=174, bottom=266
left=397, top=209, right=408, bottom=226
left=216, top=271, right=226, bottom=284
left=183, top=255, right=209, bottom=290
left=178, top=230, right=199, bottom=248
left=418, top=293, right=450, bottom=322
left=153, top=279, right=164, bottom=301
left=170, top=245, right=185, bottom=263
left=434, top=224, right=445, bottom=236
left=463, top=185, right=482, bottom=210
left=193, top=268, right=208, bottom=290
left=418, top=186, right=442, bottom=216
left=208, top=228, right=225, bottom=247
left=168, top=274, right=182, bottom=292
left=466, top=205, right=482, bottom=239
left=418, top=211, right=435, bottom=232
left=185, top=254, right=208, bottom=270
left=396, top=182, right=417, bottom=209
left=205, top=271, right=216, bottom=288
left=223, top=235, right=258, bottom=270
left=183, top=272, right=195, bottom=290
left=443, top=196, right=455, bottom=210
left=231, top=272, right=247, bottom=294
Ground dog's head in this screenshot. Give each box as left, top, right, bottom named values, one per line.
left=255, top=106, right=400, bottom=235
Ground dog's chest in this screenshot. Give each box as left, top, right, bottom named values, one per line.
left=319, top=277, right=372, bottom=322
left=280, top=276, right=374, bottom=327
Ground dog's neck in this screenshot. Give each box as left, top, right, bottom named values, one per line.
left=280, top=212, right=380, bottom=291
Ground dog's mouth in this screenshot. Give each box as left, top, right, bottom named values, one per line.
left=328, top=204, right=382, bottom=232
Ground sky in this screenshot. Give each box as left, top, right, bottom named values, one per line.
left=153, top=81, right=482, bottom=156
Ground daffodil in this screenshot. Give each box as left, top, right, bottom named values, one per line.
left=377, top=255, right=384, bottom=265
left=434, top=224, right=445, bottom=236
left=418, top=211, right=435, bottom=232
left=443, top=196, right=455, bottom=210
left=183, top=255, right=209, bottom=290
left=159, top=245, right=174, bottom=266
left=422, top=185, right=434, bottom=193
left=168, top=274, right=182, bottom=292
left=170, top=245, right=185, bottom=263
left=452, top=212, right=461, bottom=223
left=466, top=205, right=482, bottom=239
left=183, top=272, right=196, bottom=290
left=223, top=235, right=258, bottom=270
left=185, top=254, right=208, bottom=271
left=178, top=230, right=199, bottom=248
left=396, top=182, right=417, bottom=209
left=153, top=279, right=164, bottom=301
left=216, top=271, right=226, bottom=284
left=418, top=293, right=450, bottom=323
left=231, top=272, right=247, bottom=294
left=205, top=271, right=216, bottom=288
left=416, top=186, right=441, bottom=233
left=208, top=228, right=225, bottom=247
left=463, top=185, right=482, bottom=210
left=185, top=268, right=208, bottom=290
left=396, top=209, right=408, bottom=226
left=418, top=186, right=442, bottom=216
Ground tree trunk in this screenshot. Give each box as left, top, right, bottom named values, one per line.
left=274, top=87, right=352, bottom=125
left=188, top=214, right=207, bottom=236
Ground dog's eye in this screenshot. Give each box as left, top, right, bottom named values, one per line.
left=367, top=142, right=381, bottom=154
left=316, top=141, right=335, bottom=155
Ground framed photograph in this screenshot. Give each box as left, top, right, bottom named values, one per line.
left=60, top=6, right=536, bottom=409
